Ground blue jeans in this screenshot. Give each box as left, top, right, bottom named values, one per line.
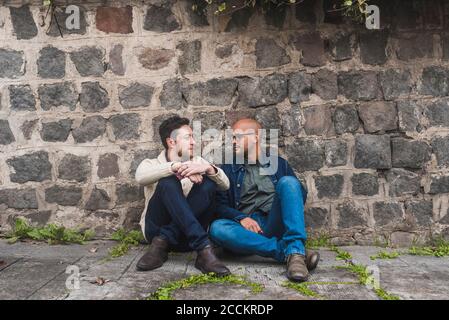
left=209, top=176, right=307, bottom=262
left=144, top=175, right=216, bottom=252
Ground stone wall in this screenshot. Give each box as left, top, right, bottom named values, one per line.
left=1, top=0, right=449, bottom=246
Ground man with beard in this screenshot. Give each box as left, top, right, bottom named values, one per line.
left=134, top=116, right=231, bottom=276
left=209, top=118, right=319, bottom=282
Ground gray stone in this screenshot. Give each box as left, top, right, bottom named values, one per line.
left=70, top=47, right=105, bottom=77
left=143, top=5, right=180, bottom=33
left=312, top=69, right=338, bottom=100
left=405, top=200, right=433, bottom=227
left=314, top=174, right=344, bottom=199
left=85, top=187, right=111, bottom=211
left=255, top=38, right=290, bottom=68
left=138, top=48, right=175, bottom=70
left=7, top=151, right=52, bottom=183
left=215, top=44, right=234, bottom=59
left=429, top=175, right=449, bottom=194
left=109, top=44, right=125, bottom=76
left=58, top=154, right=90, bottom=182
left=280, top=105, right=301, bottom=137
left=40, top=119, right=72, bottom=142
left=285, top=139, right=324, bottom=172
left=9, top=85, right=36, bottom=111
left=0, top=188, right=38, bottom=209
left=255, top=107, right=280, bottom=132
left=46, top=6, right=87, bottom=36
left=288, top=72, right=311, bottom=104
left=72, top=116, right=107, bottom=143
left=332, top=105, right=360, bottom=135
left=183, top=78, right=237, bottom=106
left=354, top=135, right=391, bottom=169
left=357, top=101, right=397, bottom=133
left=359, top=30, right=389, bottom=65
left=391, top=138, right=431, bottom=169
left=98, top=153, right=120, bottom=178
left=380, top=69, right=412, bottom=100
left=38, top=82, right=78, bottom=111
left=424, top=99, right=449, bottom=127
left=396, top=34, right=433, bottom=61
left=184, top=0, right=209, bottom=27
left=386, top=168, right=421, bottom=197
left=237, top=74, right=287, bottom=108
left=432, top=136, right=449, bottom=167
left=351, top=173, right=379, bottom=196
left=177, top=40, right=201, bottom=75
left=116, top=184, right=144, bottom=205
left=159, top=78, right=184, bottom=110
left=304, top=207, right=328, bottom=229
left=290, top=32, right=326, bottom=67
left=129, top=149, right=160, bottom=176
left=0, top=119, right=15, bottom=145
left=9, top=5, right=37, bottom=40
left=324, top=139, right=347, bottom=167
left=419, top=66, right=449, bottom=97
left=21, top=119, right=38, bottom=140
left=26, top=211, right=52, bottom=226
left=79, top=82, right=109, bottom=112
left=123, top=206, right=144, bottom=231
left=338, top=71, right=379, bottom=101
left=37, top=47, right=66, bottom=79
left=0, top=48, right=24, bottom=78
left=295, top=0, right=316, bottom=24
left=193, top=111, right=225, bottom=135
left=397, top=100, right=422, bottom=132
left=373, top=201, right=404, bottom=227
left=45, top=185, right=83, bottom=207
left=119, top=83, right=154, bottom=109
left=329, top=33, right=353, bottom=61
left=225, top=7, right=253, bottom=32
left=109, top=113, right=141, bottom=140
left=336, top=201, right=367, bottom=228
left=264, top=2, right=287, bottom=28
left=303, top=105, right=334, bottom=136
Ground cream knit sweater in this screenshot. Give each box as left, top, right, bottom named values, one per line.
left=135, top=150, right=230, bottom=240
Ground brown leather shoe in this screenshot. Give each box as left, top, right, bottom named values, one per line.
left=136, top=236, right=169, bottom=271
left=306, top=249, right=320, bottom=271
left=195, top=245, right=231, bottom=276
left=286, top=254, right=309, bottom=282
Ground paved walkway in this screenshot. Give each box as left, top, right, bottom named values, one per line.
left=0, top=239, right=448, bottom=300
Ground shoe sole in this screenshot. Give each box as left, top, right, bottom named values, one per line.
left=136, top=256, right=168, bottom=272
left=194, top=263, right=231, bottom=277
left=307, top=251, right=320, bottom=271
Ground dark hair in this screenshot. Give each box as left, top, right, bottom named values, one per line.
left=159, top=115, right=190, bottom=149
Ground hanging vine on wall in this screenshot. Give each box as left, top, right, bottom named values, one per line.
left=192, top=0, right=372, bottom=23
left=42, top=0, right=63, bottom=37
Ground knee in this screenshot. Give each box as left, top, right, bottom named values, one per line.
left=209, top=219, right=232, bottom=242
left=197, top=176, right=216, bottom=194
left=157, top=175, right=182, bottom=192
left=277, top=176, right=300, bottom=191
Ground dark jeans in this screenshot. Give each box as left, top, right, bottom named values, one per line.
left=144, top=175, right=216, bottom=252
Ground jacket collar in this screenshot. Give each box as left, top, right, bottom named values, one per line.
left=157, top=150, right=168, bottom=163
left=231, top=160, right=271, bottom=173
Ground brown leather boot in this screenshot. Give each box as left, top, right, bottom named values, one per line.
left=306, top=249, right=320, bottom=271
left=136, top=236, right=169, bottom=271
left=195, top=245, right=231, bottom=276
left=286, top=254, right=309, bottom=282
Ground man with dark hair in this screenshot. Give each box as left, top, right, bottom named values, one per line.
left=210, top=118, right=319, bottom=282
left=135, top=115, right=231, bottom=276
